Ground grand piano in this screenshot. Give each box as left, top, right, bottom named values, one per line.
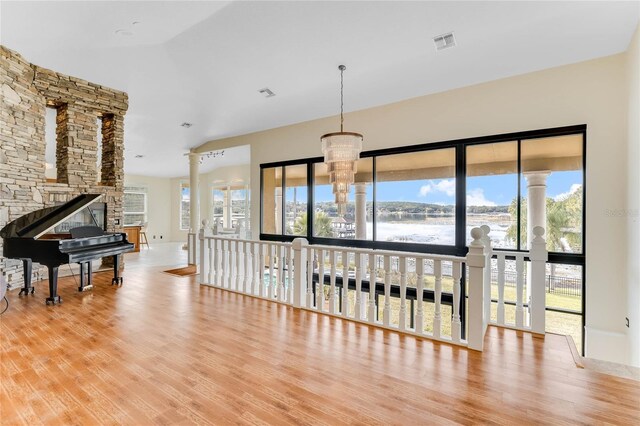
left=0, top=194, right=134, bottom=305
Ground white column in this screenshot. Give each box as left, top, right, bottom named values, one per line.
left=524, top=171, right=549, bottom=310
left=354, top=183, right=367, bottom=240
left=275, top=186, right=283, bottom=234
left=223, top=186, right=232, bottom=228
left=188, top=152, right=201, bottom=233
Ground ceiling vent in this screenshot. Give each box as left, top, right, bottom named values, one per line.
left=180, top=122, right=193, bottom=128
left=433, top=32, right=456, bottom=51
left=259, top=88, right=275, bottom=98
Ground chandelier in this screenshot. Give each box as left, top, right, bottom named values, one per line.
left=321, top=65, right=363, bottom=215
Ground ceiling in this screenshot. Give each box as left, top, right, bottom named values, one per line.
left=1, top=1, right=638, bottom=177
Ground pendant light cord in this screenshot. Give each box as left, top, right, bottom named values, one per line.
left=339, top=65, right=345, bottom=132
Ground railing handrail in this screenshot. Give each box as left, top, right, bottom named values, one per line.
left=304, top=243, right=465, bottom=263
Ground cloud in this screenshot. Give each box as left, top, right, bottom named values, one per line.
left=418, top=179, right=456, bottom=198
left=554, top=184, right=582, bottom=201
left=466, top=188, right=496, bottom=206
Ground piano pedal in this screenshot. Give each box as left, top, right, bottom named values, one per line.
left=45, top=296, right=62, bottom=305
left=78, top=285, right=93, bottom=292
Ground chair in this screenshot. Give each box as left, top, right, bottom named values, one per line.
left=140, top=222, right=150, bottom=249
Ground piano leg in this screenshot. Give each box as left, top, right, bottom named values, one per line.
left=78, top=262, right=85, bottom=292
left=78, top=262, right=94, bottom=292
left=19, top=259, right=34, bottom=296
left=111, top=255, right=123, bottom=286
left=45, top=265, right=62, bottom=305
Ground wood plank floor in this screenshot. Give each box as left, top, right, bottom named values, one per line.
left=1, top=261, right=639, bottom=425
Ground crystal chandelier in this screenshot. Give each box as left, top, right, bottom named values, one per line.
left=321, top=65, right=363, bottom=215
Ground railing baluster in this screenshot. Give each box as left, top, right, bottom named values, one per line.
left=383, top=255, right=391, bottom=326
left=433, top=259, right=442, bottom=338
left=354, top=252, right=362, bottom=321
left=317, top=249, right=325, bottom=312
left=329, top=250, right=337, bottom=314
left=251, top=242, right=259, bottom=295
left=452, top=261, right=462, bottom=343
left=268, top=244, right=275, bottom=300
left=497, top=253, right=506, bottom=325
left=399, top=256, right=407, bottom=331
left=207, top=238, right=213, bottom=285
left=415, top=258, right=424, bottom=334
left=244, top=241, right=251, bottom=293
left=307, top=248, right=314, bottom=307
left=215, top=239, right=222, bottom=287
left=222, top=240, right=229, bottom=289
left=278, top=244, right=285, bottom=302
left=287, top=245, right=294, bottom=304
left=259, top=243, right=266, bottom=297
left=516, top=253, right=524, bottom=328
left=341, top=251, right=349, bottom=318
left=236, top=240, right=244, bottom=292
left=368, top=253, right=376, bottom=324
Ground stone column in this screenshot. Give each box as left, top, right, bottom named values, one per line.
left=524, top=171, right=549, bottom=304
left=188, top=152, right=200, bottom=233
left=355, top=183, right=367, bottom=240
left=275, top=186, right=282, bottom=234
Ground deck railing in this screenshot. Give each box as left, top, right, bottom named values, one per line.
left=197, top=224, right=547, bottom=350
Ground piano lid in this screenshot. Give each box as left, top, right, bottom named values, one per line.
left=0, top=194, right=104, bottom=239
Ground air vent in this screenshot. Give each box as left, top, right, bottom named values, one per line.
left=433, top=32, right=456, bottom=51
left=259, top=88, right=275, bottom=98
left=180, top=122, right=193, bottom=128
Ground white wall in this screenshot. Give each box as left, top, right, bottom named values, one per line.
left=195, top=52, right=636, bottom=364
left=626, top=24, right=640, bottom=367
left=124, top=174, right=172, bottom=243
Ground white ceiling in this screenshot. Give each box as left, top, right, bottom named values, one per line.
left=1, top=1, right=638, bottom=177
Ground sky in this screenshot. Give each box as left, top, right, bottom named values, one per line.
left=313, top=171, right=583, bottom=206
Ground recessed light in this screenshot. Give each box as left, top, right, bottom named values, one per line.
left=259, top=88, right=275, bottom=98
left=433, top=32, right=456, bottom=51
left=181, top=122, right=193, bottom=128
left=134, top=154, right=144, bottom=159
left=115, top=29, right=134, bottom=37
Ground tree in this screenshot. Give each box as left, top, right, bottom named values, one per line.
left=506, top=186, right=582, bottom=253
left=292, top=212, right=334, bottom=237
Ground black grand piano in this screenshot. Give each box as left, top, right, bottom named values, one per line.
left=0, top=194, right=134, bottom=305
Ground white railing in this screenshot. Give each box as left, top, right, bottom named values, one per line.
left=199, top=224, right=494, bottom=351
left=480, top=225, right=547, bottom=335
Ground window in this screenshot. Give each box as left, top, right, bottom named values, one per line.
left=313, top=158, right=372, bottom=240
left=520, top=134, right=583, bottom=253
left=212, top=188, right=224, bottom=224
left=124, top=186, right=147, bottom=226
left=44, top=106, right=58, bottom=181
left=261, top=166, right=282, bottom=234
left=180, top=183, right=190, bottom=230
left=376, top=148, right=456, bottom=245
left=231, top=187, right=249, bottom=229
left=285, top=164, right=308, bottom=236
left=466, top=142, right=518, bottom=248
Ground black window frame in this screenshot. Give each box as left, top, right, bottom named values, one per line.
left=260, top=124, right=587, bottom=352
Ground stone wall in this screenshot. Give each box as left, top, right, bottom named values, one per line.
left=0, top=45, right=128, bottom=289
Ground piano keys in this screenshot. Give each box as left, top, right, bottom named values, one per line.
left=0, top=194, right=134, bottom=305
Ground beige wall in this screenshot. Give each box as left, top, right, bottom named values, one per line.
left=124, top=174, right=172, bottom=243
left=626, top=24, right=640, bottom=367
left=195, top=52, right=635, bottom=364
left=168, top=164, right=251, bottom=242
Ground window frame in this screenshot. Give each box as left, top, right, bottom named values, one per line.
left=123, top=187, right=148, bottom=226
left=179, top=181, right=190, bottom=231
left=260, top=124, right=587, bottom=352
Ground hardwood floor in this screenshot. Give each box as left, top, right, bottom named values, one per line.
left=1, top=255, right=639, bottom=425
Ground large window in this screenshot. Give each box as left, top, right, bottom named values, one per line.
left=260, top=125, right=586, bottom=352
left=124, top=186, right=147, bottom=226
left=180, top=183, right=190, bottom=231
left=313, top=158, right=373, bottom=240
left=376, top=148, right=456, bottom=245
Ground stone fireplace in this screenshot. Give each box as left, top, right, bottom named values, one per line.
left=0, top=46, right=128, bottom=289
